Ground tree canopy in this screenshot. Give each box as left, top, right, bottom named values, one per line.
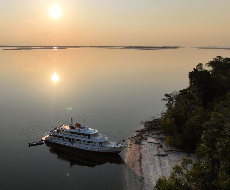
left=155, top=56, right=230, bottom=190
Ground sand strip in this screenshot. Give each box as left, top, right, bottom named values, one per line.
left=125, top=127, right=196, bottom=190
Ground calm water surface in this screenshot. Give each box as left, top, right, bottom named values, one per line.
left=0, top=47, right=229, bottom=189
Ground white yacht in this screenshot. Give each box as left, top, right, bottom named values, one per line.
left=42, top=118, right=123, bottom=153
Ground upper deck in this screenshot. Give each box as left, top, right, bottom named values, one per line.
left=68, top=127, right=98, bottom=135
left=54, top=124, right=98, bottom=135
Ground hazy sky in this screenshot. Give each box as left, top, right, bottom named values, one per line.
left=1, top=0, right=230, bottom=46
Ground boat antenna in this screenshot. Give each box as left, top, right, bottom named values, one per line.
left=83, top=113, right=85, bottom=126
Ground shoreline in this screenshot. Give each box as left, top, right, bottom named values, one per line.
left=125, top=119, right=196, bottom=190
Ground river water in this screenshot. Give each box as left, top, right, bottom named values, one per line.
left=0, top=47, right=229, bottom=190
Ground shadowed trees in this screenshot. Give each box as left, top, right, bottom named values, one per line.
left=188, top=63, right=213, bottom=108
left=156, top=56, right=230, bottom=189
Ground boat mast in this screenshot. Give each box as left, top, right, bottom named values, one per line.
left=83, top=113, right=85, bottom=126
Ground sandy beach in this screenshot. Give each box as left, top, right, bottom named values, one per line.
left=125, top=120, right=196, bottom=190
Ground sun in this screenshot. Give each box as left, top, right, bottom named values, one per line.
left=52, top=72, right=59, bottom=82
left=50, top=6, right=61, bottom=18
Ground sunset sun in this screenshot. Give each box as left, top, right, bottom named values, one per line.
left=52, top=72, right=59, bottom=82
left=50, top=6, right=61, bottom=18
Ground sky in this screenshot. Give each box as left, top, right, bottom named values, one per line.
left=0, top=0, right=230, bottom=46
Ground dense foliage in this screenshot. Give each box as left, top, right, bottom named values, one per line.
left=155, top=57, right=230, bottom=190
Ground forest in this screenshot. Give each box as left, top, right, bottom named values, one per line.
left=155, top=56, right=230, bottom=190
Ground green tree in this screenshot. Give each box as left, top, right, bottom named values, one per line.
left=155, top=157, right=193, bottom=190
left=188, top=63, right=213, bottom=108
left=156, top=56, right=230, bottom=190
left=206, top=56, right=230, bottom=101
left=162, top=91, right=178, bottom=111
left=196, top=94, right=230, bottom=189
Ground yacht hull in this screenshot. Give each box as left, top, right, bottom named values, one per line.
left=45, top=140, right=122, bottom=154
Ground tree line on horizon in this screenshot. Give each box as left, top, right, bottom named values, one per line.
left=155, top=56, right=230, bottom=190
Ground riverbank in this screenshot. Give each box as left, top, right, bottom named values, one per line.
left=125, top=119, right=196, bottom=190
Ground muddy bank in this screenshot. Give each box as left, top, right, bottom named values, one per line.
left=125, top=119, right=195, bottom=190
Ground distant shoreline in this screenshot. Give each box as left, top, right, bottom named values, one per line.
left=1, top=46, right=182, bottom=51
left=2, top=46, right=230, bottom=51
left=196, top=47, right=230, bottom=50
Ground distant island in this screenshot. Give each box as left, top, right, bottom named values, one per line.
left=196, top=46, right=230, bottom=50
left=0, top=46, right=182, bottom=51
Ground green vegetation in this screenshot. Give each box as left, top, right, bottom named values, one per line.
left=155, top=56, right=230, bottom=190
